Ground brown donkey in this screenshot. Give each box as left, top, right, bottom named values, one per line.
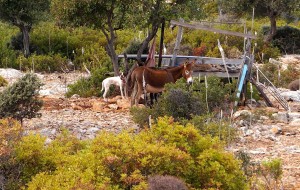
left=130, top=60, right=195, bottom=106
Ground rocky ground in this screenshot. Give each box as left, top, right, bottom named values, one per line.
left=1, top=57, right=300, bottom=189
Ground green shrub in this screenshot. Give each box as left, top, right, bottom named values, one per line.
left=130, top=106, right=154, bottom=128
left=18, top=54, right=67, bottom=72
left=0, top=22, right=18, bottom=68
left=161, top=88, right=202, bottom=120
left=0, top=73, right=43, bottom=124
left=66, top=67, right=109, bottom=97
left=189, top=114, right=237, bottom=144
left=259, top=159, right=283, bottom=189
left=130, top=77, right=235, bottom=126
left=0, top=118, right=23, bottom=190
left=255, top=43, right=281, bottom=63
left=0, top=75, right=8, bottom=87
left=259, top=62, right=300, bottom=88
left=267, top=26, right=300, bottom=54
left=19, top=117, right=249, bottom=189
left=235, top=151, right=284, bottom=190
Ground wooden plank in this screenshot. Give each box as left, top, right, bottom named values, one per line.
left=192, top=71, right=240, bottom=78
left=117, top=54, right=244, bottom=65
left=171, top=20, right=257, bottom=39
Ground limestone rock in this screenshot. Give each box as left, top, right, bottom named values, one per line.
left=92, top=101, right=105, bottom=112
left=281, top=91, right=300, bottom=102
left=117, top=99, right=131, bottom=109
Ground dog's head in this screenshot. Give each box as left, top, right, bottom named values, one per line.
left=120, top=72, right=126, bottom=83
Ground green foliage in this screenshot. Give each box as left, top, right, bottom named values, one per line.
left=162, top=88, right=202, bottom=120
left=18, top=54, right=67, bottom=72
left=31, top=22, right=113, bottom=70
left=246, top=82, right=261, bottom=101
left=0, top=118, right=23, bottom=190
left=272, top=26, right=300, bottom=54
left=0, top=22, right=18, bottom=68
left=235, top=151, right=284, bottom=190
left=125, top=40, right=148, bottom=55
left=259, top=62, right=300, bottom=87
left=0, top=73, right=43, bottom=123
left=189, top=114, right=237, bottom=144
left=0, top=0, right=50, bottom=25
left=131, top=77, right=235, bottom=126
left=0, top=75, right=8, bottom=87
left=14, top=117, right=248, bottom=189
left=260, top=159, right=283, bottom=189
left=13, top=134, right=53, bottom=187
left=66, top=67, right=109, bottom=97
left=0, top=118, right=23, bottom=158
left=130, top=106, right=154, bottom=128
left=0, top=0, right=50, bottom=57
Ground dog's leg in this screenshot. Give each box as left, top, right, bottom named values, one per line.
left=103, top=84, right=109, bottom=102
left=120, top=84, right=124, bottom=99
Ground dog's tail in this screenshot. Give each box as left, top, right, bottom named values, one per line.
left=101, top=80, right=104, bottom=92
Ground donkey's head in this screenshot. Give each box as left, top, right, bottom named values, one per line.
left=182, top=59, right=195, bottom=84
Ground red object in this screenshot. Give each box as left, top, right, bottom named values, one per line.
left=146, top=37, right=156, bottom=67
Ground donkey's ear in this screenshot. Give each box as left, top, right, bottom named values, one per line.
left=184, top=62, right=186, bottom=68
left=192, top=59, right=197, bottom=65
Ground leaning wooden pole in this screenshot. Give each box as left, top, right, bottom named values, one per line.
left=171, top=18, right=184, bottom=66
left=158, top=18, right=165, bottom=68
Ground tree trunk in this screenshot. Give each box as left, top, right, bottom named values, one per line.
left=106, top=41, right=119, bottom=76
left=20, top=25, right=31, bottom=58
left=102, top=28, right=120, bottom=76
left=136, top=24, right=160, bottom=65
left=265, top=14, right=277, bottom=43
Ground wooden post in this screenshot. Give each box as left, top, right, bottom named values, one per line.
left=171, top=18, right=184, bottom=66
left=158, top=18, right=165, bottom=68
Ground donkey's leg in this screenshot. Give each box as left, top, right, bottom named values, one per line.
left=131, top=82, right=137, bottom=106
left=135, top=83, right=143, bottom=106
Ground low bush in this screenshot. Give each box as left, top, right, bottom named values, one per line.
left=18, top=54, right=67, bottom=72
left=131, top=77, right=235, bottom=127
left=0, top=75, right=8, bottom=87
left=269, top=26, right=300, bottom=54
left=21, top=117, right=248, bottom=189
left=259, top=62, right=300, bottom=88
left=189, top=114, right=237, bottom=144
left=0, top=73, right=43, bottom=124
left=235, top=151, right=283, bottom=190
left=0, top=118, right=23, bottom=189
left=66, top=67, right=109, bottom=97
left=259, top=159, right=283, bottom=189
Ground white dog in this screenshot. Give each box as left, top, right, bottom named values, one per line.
left=101, top=73, right=126, bottom=101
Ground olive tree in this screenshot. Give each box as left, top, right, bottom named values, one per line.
left=219, top=0, right=300, bottom=42
left=51, top=0, right=136, bottom=76
left=51, top=0, right=207, bottom=75
left=0, top=0, right=50, bottom=57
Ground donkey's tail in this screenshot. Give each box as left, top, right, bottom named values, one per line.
left=126, top=63, right=139, bottom=91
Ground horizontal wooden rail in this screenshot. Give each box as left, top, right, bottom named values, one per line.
left=170, top=20, right=258, bottom=39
